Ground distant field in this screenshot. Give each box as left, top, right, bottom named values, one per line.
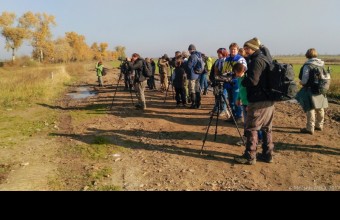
left=275, top=56, right=340, bottom=99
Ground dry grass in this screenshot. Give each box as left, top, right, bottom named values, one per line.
left=0, top=65, right=71, bottom=108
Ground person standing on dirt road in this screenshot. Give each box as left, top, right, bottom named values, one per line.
left=296, top=48, right=329, bottom=135
left=127, top=53, right=147, bottom=110
left=234, top=38, right=275, bottom=165
left=95, top=61, right=104, bottom=87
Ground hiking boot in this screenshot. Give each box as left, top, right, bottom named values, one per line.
left=234, top=154, right=256, bottom=165
left=257, top=153, right=273, bottom=163
left=300, top=128, right=314, bottom=135
left=315, top=127, right=323, bottom=131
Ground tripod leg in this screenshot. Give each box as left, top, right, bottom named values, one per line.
left=214, top=93, right=222, bottom=142
left=223, top=95, right=245, bottom=146
left=110, top=74, right=122, bottom=110
left=200, top=112, right=215, bottom=155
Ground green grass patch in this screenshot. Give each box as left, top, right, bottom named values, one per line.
left=0, top=109, right=58, bottom=147
left=0, top=65, right=72, bottom=108
left=88, top=166, right=112, bottom=180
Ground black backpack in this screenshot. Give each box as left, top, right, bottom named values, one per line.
left=142, top=60, right=152, bottom=78
left=300, top=64, right=331, bottom=95
left=102, top=67, right=109, bottom=76
left=264, top=60, right=298, bottom=101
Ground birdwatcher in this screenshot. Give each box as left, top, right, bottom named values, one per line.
left=95, top=61, right=104, bottom=87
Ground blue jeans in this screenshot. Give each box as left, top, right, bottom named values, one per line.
left=199, top=73, right=208, bottom=92
left=229, top=88, right=242, bottom=119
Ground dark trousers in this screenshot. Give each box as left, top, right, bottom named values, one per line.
left=175, top=87, right=186, bottom=105
left=245, top=101, right=275, bottom=158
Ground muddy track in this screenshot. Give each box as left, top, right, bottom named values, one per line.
left=52, top=68, right=340, bottom=191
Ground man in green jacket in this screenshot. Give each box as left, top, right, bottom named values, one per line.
left=96, top=61, right=104, bottom=87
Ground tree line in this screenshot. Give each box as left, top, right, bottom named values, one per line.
left=0, top=11, right=126, bottom=63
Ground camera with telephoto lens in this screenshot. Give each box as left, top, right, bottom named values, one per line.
left=214, top=72, right=233, bottom=84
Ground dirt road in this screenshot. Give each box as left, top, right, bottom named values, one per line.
left=1, top=67, right=339, bottom=191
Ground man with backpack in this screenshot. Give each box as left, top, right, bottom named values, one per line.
left=95, top=61, right=104, bottom=87
left=234, top=38, right=275, bottom=165
left=296, top=48, right=329, bottom=135
left=127, top=53, right=148, bottom=110
left=185, top=44, right=204, bottom=109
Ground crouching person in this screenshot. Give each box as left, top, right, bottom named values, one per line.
left=127, top=53, right=147, bottom=110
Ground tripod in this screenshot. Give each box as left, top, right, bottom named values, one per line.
left=200, top=82, right=245, bottom=155
left=110, top=72, right=135, bottom=110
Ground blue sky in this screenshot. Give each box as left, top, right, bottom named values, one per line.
left=1, top=0, right=339, bottom=59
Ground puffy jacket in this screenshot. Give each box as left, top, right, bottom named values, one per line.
left=185, top=51, right=201, bottom=80
left=241, top=50, right=270, bottom=103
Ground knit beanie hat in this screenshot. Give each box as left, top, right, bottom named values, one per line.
left=244, top=38, right=260, bottom=51
left=188, top=44, right=196, bottom=51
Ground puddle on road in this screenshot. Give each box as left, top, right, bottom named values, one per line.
left=67, top=87, right=97, bottom=99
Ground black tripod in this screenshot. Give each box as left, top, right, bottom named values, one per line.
left=110, top=73, right=135, bottom=110
left=200, top=82, right=245, bottom=154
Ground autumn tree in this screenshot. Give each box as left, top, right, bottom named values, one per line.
left=65, top=32, right=91, bottom=61
left=30, top=13, right=56, bottom=62
left=99, top=42, right=108, bottom=59
left=0, top=12, right=32, bottom=62
left=114, top=46, right=126, bottom=60
left=91, top=42, right=101, bottom=60
left=53, top=37, right=73, bottom=63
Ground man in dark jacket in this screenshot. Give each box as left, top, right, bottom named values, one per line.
left=186, top=44, right=202, bottom=109
left=127, top=53, right=147, bottom=110
left=234, top=38, right=275, bottom=165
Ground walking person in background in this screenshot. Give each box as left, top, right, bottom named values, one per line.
left=95, top=61, right=104, bottom=87
left=296, top=48, right=329, bottom=135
